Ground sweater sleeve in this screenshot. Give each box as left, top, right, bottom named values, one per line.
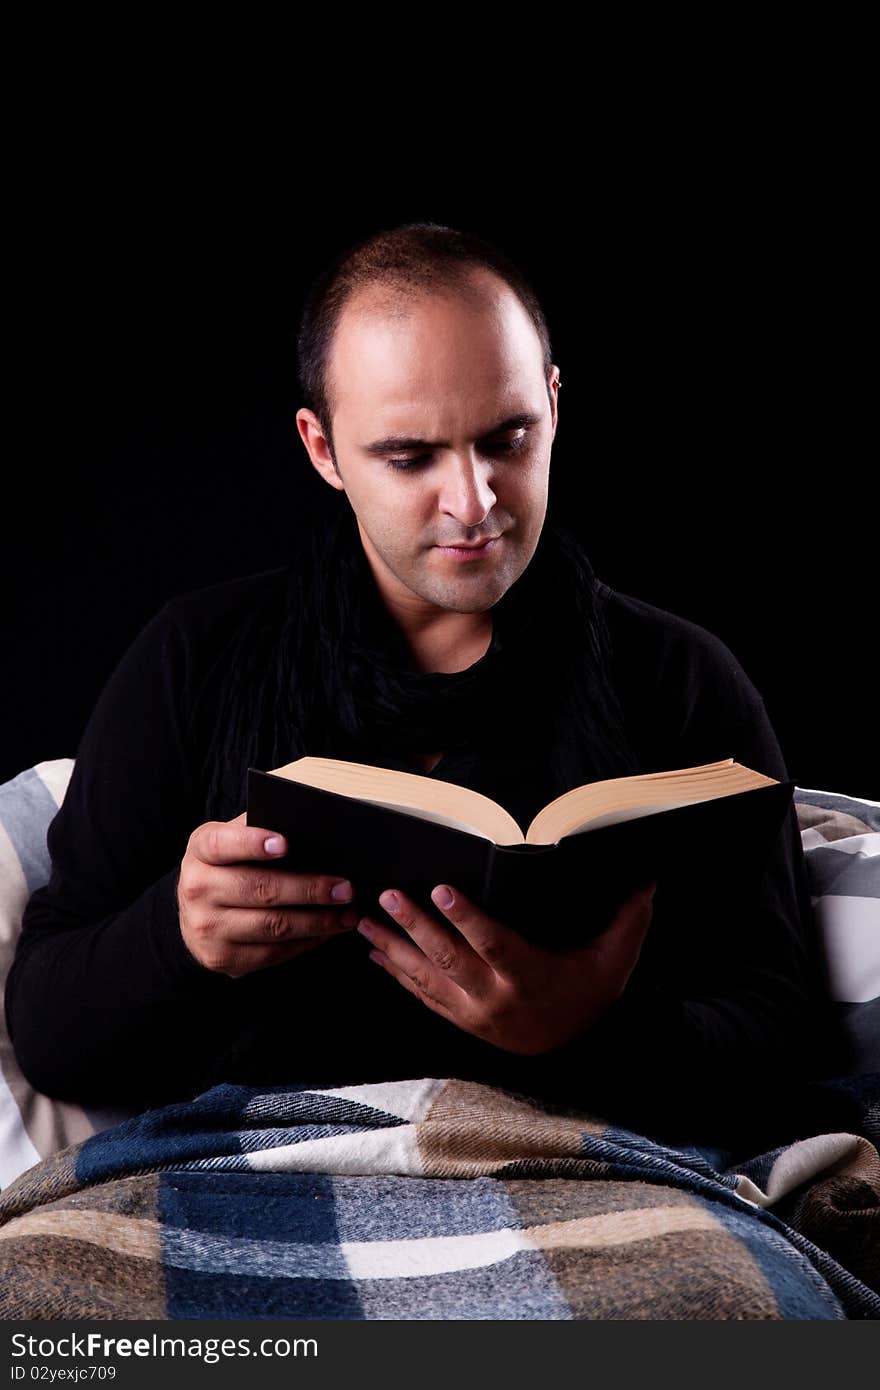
left=3, top=601, right=240, bottom=1108
left=504, top=622, right=843, bottom=1151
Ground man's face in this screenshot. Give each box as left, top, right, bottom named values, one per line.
left=297, top=271, right=559, bottom=633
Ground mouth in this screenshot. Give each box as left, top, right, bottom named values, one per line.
left=433, top=536, right=503, bottom=561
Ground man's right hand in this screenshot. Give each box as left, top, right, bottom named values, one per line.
left=177, top=812, right=359, bottom=978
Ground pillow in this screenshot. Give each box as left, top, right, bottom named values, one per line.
left=794, top=786, right=880, bottom=1077
left=1, top=761, right=877, bottom=1193
left=0, top=760, right=145, bottom=1192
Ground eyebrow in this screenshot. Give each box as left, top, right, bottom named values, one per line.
left=361, top=410, right=543, bottom=456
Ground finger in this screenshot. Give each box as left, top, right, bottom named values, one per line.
left=224, top=904, right=362, bottom=945
left=193, top=816, right=298, bottom=868
left=363, top=939, right=459, bottom=1020
left=212, top=934, right=342, bottom=979
left=209, top=863, right=356, bottom=911
left=375, top=888, right=490, bottom=993
left=188, top=905, right=360, bottom=972
left=357, top=906, right=464, bottom=1012
left=425, top=883, right=527, bottom=978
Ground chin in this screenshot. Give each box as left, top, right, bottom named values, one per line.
left=408, top=573, right=494, bottom=613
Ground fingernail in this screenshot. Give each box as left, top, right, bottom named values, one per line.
left=379, top=890, right=399, bottom=913
left=331, top=880, right=353, bottom=901
left=432, top=885, right=454, bottom=909
left=264, top=836, right=286, bottom=855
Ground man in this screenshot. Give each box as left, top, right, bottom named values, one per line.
left=288, top=240, right=658, bottom=1064
left=5, top=223, right=839, bottom=1146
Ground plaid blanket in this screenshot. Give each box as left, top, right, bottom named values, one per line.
left=1, top=1075, right=878, bottom=1320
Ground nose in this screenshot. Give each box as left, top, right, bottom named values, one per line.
left=437, top=451, right=498, bottom=529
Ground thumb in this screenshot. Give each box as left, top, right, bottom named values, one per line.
left=589, top=880, right=657, bottom=975
left=630, top=881, right=658, bottom=910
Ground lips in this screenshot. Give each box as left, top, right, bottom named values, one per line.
left=437, top=536, right=501, bottom=549
left=433, top=535, right=503, bottom=562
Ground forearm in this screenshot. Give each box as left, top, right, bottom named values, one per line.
left=531, top=787, right=832, bottom=1147
left=504, top=965, right=834, bottom=1150
left=5, top=868, right=237, bottom=1107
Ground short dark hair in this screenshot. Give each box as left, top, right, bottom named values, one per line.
left=296, top=221, right=555, bottom=464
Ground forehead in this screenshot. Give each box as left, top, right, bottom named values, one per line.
left=330, top=277, right=544, bottom=419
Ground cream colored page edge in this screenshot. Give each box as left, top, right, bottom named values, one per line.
left=267, top=756, right=525, bottom=845
left=526, top=759, right=777, bottom=843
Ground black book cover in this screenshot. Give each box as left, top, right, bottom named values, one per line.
left=246, top=767, right=795, bottom=950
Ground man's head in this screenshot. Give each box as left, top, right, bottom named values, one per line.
left=295, top=224, right=559, bottom=643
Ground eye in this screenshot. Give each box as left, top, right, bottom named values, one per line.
left=386, top=430, right=531, bottom=472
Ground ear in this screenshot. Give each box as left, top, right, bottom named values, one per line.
left=549, top=367, right=561, bottom=441
left=295, top=407, right=346, bottom=493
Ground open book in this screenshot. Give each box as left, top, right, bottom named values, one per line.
left=247, top=756, right=795, bottom=948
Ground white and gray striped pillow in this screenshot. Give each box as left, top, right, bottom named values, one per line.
left=0, top=760, right=145, bottom=1190
left=793, top=786, right=880, bottom=1077
left=1, top=760, right=878, bottom=1191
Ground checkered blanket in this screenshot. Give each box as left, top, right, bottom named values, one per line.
left=1, top=1075, right=878, bottom=1320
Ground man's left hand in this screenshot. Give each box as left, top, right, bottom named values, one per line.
left=355, top=880, right=657, bottom=1057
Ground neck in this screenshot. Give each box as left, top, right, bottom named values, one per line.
left=354, top=517, right=496, bottom=674
left=401, top=613, right=495, bottom=674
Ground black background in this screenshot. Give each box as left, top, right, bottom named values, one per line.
left=4, top=142, right=874, bottom=798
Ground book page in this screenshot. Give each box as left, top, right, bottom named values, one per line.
left=526, top=760, right=776, bottom=844
left=556, top=797, right=706, bottom=836
left=356, top=795, right=496, bottom=840
left=268, top=756, right=525, bottom=844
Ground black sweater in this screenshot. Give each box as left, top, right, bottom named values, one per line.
left=5, top=566, right=842, bottom=1149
